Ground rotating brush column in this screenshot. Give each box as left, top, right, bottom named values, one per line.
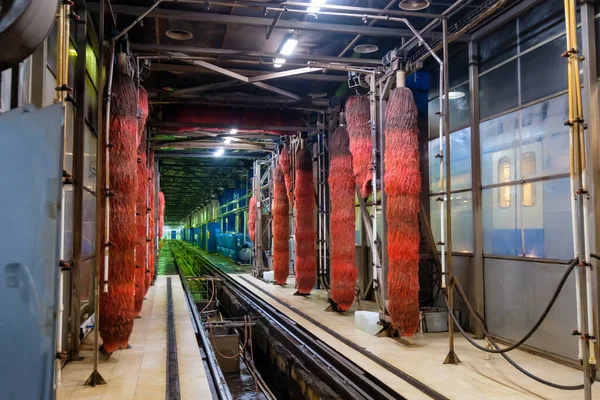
left=248, top=195, right=256, bottom=243
left=159, top=191, right=165, bottom=242
left=278, top=147, right=293, bottom=206
left=328, top=126, right=357, bottom=311
left=294, top=148, right=316, bottom=295
left=146, top=153, right=155, bottom=293
left=384, top=86, right=421, bottom=336
left=346, top=96, right=373, bottom=200
left=100, top=72, right=138, bottom=353
left=273, top=163, right=290, bottom=285
left=134, top=136, right=147, bottom=317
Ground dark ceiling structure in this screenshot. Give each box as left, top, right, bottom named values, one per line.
left=90, top=0, right=519, bottom=223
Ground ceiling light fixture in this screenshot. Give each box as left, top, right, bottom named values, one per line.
left=280, top=39, right=298, bottom=55
left=224, top=138, right=232, bottom=144
left=230, top=128, right=238, bottom=135
left=165, top=29, right=193, bottom=41
left=399, top=0, right=430, bottom=11
left=442, top=91, right=466, bottom=100
left=274, top=58, right=286, bottom=68
left=353, top=44, right=379, bottom=54
left=307, top=0, right=326, bottom=13
left=214, top=148, right=224, bottom=157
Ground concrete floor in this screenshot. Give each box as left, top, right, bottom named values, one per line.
left=232, top=274, right=600, bottom=400
left=57, top=276, right=211, bottom=400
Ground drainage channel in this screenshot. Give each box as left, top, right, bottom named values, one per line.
left=170, top=240, right=420, bottom=400
left=166, top=278, right=181, bottom=400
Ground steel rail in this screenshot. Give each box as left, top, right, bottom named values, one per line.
left=171, top=241, right=422, bottom=400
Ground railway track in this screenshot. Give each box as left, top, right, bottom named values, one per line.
left=170, top=240, right=444, bottom=400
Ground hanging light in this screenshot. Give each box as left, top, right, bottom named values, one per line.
left=214, top=148, right=224, bottom=157
left=399, top=0, right=430, bottom=11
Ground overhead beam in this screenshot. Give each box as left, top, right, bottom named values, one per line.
left=151, top=63, right=347, bottom=82
left=170, top=66, right=323, bottom=96
left=151, top=121, right=314, bottom=132
left=133, top=43, right=383, bottom=66
left=168, top=52, right=301, bottom=100
left=88, top=3, right=441, bottom=39
left=155, top=152, right=265, bottom=160
left=156, top=142, right=274, bottom=151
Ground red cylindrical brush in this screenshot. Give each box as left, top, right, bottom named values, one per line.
left=278, top=147, right=293, bottom=206
left=100, top=72, right=138, bottom=353
left=137, top=87, right=148, bottom=147
left=384, top=87, right=421, bottom=336
left=273, top=163, right=290, bottom=285
left=346, top=96, right=373, bottom=200
left=294, top=148, right=316, bottom=294
left=134, top=136, right=147, bottom=317
left=146, top=152, right=155, bottom=292
left=328, top=126, right=357, bottom=311
left=248, top=195, right=256, bottom=243
left=159, top=191, right=165, bottom=239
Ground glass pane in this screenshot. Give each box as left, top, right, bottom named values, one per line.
left=480, top=111, right=520, bottom=186
left=521, top=178, right=573, bottom=260
left=479, top=60, right=519, bottom=118
left=520, top=37, right=568, bottom=104
left=82, top=191, right=96, bottom=258
left=519, top=0, right=565, bottom=52
left=521, top=95, right=570, bottom=178
left=85, top=75, right=98, bottom=130
left=480, top=19, right=518, bottom=72
left=482, top=186, right=522, bottom=256
left=428, top=127, right=472, bottom=193
left=429, top=192, right=474, bottom=253
left=79, top=257, right=94, bottom=303
left=84, top=124, right=97, bottom=191
left=449, top=44, right=469, bottom=88
left=428, top=85, right=470, bottom=138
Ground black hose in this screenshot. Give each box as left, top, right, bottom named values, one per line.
left=444, top=293, right=589, bottom=390
left=591, top=253, right=600, bottom=261
left=454, top=258, right=579, bottom=354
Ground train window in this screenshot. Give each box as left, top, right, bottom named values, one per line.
left=498, top=157, right=511, bottom=208
left=522, top=152, right=536, bottom=207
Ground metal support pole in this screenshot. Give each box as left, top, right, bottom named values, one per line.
left=581, top=0, right=600, bottom=369
left=85, top=0, right=107, bottom=385
left=378, top=75, right=391, bottom=318
left=468, top=40, right=484, bottom=339
left=70, top=1, right=88, bottom=362
left=442, top=17, right=459, bottom=365
left=253, top=161, right=264, bottom=277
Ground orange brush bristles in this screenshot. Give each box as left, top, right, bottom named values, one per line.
left=159, top=191, right=165, bottom=240
left=146, top=154, right=155, bottom=292
left=278, top=147, right=293, bottom=206
left=134, top=136, right=147, bottom=317
left=384, top=87, right=421, bottom=337
left=248, top=195, right=256, bottom=243
left=273, top=163, right=290, bottom=285
left=328, top=126, right=357, bottom=311
left=100, top=72, right=138, bottom=352
left=294, top=148, right=316, bottom=294
left=346, top=96, right=373, bottom=200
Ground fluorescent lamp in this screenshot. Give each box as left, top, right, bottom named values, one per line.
left=214, top=148, right=224, bottom=157
left=280, top=39, right=298, bottom=55
left=274, top=58, right=286, bottom=68
left=224, top=138, right=232, bottom=144
left=307, top=0, right=326, bottom=13
left=230, top=128, right=238, bottom=135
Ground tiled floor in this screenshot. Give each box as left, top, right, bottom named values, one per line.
left=231, top=274, right=600, bottom=400
left=58, top=275, right=211, bottom=400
